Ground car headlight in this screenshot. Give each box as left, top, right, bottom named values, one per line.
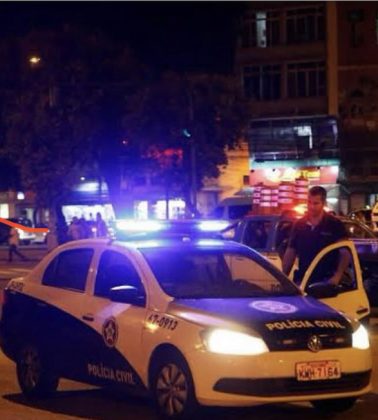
left=203, top=329, right=269, bottom=356
left=352, top=325, right=370, bottom=350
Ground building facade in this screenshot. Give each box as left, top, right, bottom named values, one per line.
left=236, top=1, right=378, bottom=213
left=337, top=1, right=378, bottom=210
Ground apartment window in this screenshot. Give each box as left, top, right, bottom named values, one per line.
left=286, top=6, right=325, bottom=44
left=347, top=9, right=364, bottom=47
left=242, top=11, right=280, bottom=48
left=287, top=62, right=326, bottom=97
left=243, top=65, right=281, bottom=100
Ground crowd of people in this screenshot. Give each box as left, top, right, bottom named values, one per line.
left=66, top=212, right=109, bottom=241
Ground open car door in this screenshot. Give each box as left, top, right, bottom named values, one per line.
left=299, top=240, right=370, bottom=323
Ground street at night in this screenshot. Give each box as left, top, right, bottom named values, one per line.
left=1, top=1, right=378, bottom=418
left=0, top=256, right=378, bottom=419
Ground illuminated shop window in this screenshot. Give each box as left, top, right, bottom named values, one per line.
left=152, top=199, right=186, bottom=220
left=135, top=201, right=148, bottom=220
left=0, top=204, right=9, bottom=219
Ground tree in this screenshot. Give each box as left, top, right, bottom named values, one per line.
left=0, top=155, right=20, bottom=190
left=1, top=25, right=145, bottom=226
left=1, top=25, right=248, bottom=225
left=122, top=71, right=248, bottom=213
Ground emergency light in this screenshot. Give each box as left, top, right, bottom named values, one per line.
left=114, top=219, right=231, bottom=238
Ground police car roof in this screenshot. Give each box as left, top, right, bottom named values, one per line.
left=56, top=237, right=248, bottom=252
left=116, top=237, right=247, bottom=251
left=113, top=219, right=232, bottom=241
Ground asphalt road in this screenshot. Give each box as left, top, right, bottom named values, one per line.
left=1, top=337, right=378, bottom=420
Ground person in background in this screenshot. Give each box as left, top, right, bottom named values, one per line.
left=282, top=186, right=349, bottom=285
left=79, top=216, right=91, bottom=239
left=67, top=217, right=82, bottom=241
left=8, top=227, right=27, bottom=262
left=95, top=212, right=108, bottom=238
left=87, top=213, right=96, bottom=237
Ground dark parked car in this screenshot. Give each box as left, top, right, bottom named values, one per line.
left=348, top=208, right=377, bottom=233
left=226, top=213, right=378, bottom=307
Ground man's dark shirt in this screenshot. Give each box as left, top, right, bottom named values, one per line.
left=288, top=212, right=348, bottom=282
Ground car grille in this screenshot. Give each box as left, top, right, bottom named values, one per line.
left=266, top=332, right=351, bottom=352
left=214, top=371, right=371, bottom=397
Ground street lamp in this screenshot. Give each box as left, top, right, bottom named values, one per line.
left=29, top=56, right=41, bottom=65
left=183, top=128, right=197, bottom=214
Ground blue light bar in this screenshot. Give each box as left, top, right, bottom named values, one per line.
left=198, top=220, right=230, bottom=232
left=197, top=239, right=223, bottom=246
left=116, top=220, right=163, bottom=232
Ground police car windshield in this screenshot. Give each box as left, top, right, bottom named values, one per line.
left=141, top=248, right=299, bottom=299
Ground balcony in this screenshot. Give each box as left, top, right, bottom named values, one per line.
left=249, top=116, right=339, bottom=162
left=236, top=42, right=326, bottom=66
left=245, top=97, right=328, bottom=119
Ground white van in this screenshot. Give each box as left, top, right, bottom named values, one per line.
left=209, top=195, right=252, bottom=221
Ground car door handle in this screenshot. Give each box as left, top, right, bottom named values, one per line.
left=82, top=313, right=94, bottom=322
left=356, top=307, right=369, bottom=315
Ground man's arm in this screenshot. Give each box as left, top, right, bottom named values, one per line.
left=328, top=248, right=350, bottom=286
left=282, top=246, right=297, bottom=276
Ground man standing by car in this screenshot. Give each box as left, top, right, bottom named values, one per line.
left=282, top=186, right=349, bottom=286
left=8, top=227, right=27, bottom=262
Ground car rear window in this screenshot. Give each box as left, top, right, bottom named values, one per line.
left=42, top=248, right=94, bottom=292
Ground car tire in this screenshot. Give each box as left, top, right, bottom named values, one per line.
left=151, top=351, right=198, bottom=419
left=16, top=343, right=59, bottom=397
left=311, top=397, right=357, bottom=413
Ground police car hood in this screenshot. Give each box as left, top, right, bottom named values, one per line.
left=168, top=296, right=352, bottom=342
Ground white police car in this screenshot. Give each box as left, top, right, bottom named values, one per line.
left=0, top=237, right=372, bottom=418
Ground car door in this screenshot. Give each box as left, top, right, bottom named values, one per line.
left=36, top=246, right=96, bottom=381
left=78, top=247, right=148, bottom=392
left=299, top=240, right=370, bottom=322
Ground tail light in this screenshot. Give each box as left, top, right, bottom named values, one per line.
left=0, top=289, right=7, bottom=307
left=0, top=290, right=6, bottom=320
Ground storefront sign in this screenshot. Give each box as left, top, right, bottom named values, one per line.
left=250, top=165, right=339, bottom=186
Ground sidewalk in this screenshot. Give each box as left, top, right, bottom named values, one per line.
left=0, top=245, right=49, bottom=263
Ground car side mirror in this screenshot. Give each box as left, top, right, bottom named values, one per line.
left=306, top=282, right=339, bottom=299
left=109, top=285, right=146, bottom=307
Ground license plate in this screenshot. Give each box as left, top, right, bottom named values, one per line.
left=296, top=361, right=341, bottom=381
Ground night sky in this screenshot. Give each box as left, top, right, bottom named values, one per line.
left=0, top=1, right=247, bottom=73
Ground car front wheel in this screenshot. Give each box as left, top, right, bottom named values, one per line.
left=311, top=397, right=357, bottom=413
left=151, top=352, right=198, bottom=419
left=16, top=343, right=59, bottom=397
